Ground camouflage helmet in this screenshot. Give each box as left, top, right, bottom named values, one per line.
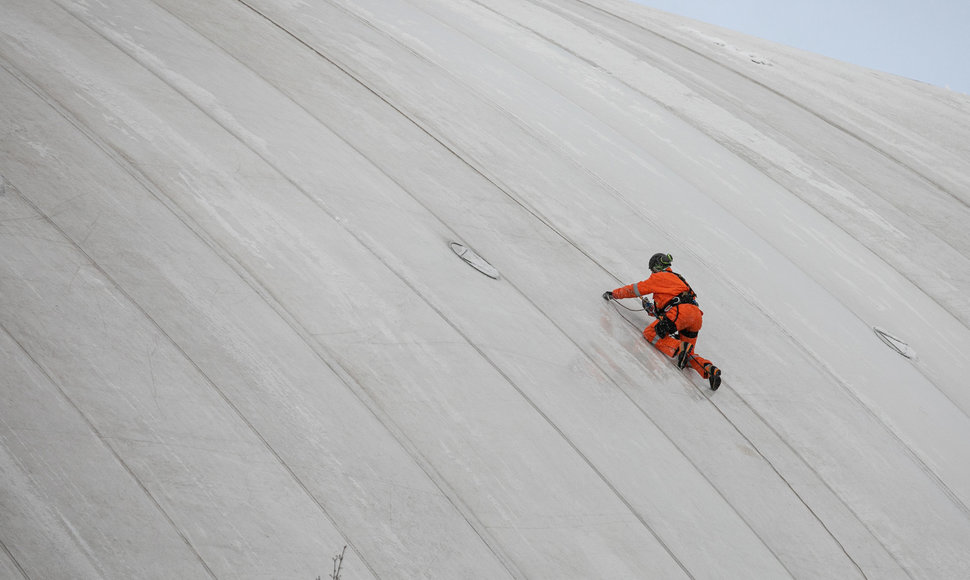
left=649, top=252, right=673, bottom=273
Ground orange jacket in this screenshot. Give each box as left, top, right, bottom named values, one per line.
left=611, top=269, right=692, bottom=312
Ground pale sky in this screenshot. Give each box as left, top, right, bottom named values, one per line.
left=630, top=0, right=970, bottom=94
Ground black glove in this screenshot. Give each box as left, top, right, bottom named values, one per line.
left=642, top=300, right=655, bottom=316
left=655, top=317, right=676, bottom=339
left=602, top=291, right=614, bottom=301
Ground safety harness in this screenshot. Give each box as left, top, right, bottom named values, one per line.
left=653, top=272, right=699, bottom=339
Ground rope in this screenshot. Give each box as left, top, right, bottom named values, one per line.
left=609, top=298, right=646, bottom=312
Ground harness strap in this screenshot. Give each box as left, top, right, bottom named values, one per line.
left=670, top=272, right=698, bottom=305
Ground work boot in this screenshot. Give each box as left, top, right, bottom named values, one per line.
left=704, top=364, right=722, bottom=390
left=674, top=341, right=693, bottom=369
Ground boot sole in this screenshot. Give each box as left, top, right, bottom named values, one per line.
left=676, top=344, right=693, bottom=369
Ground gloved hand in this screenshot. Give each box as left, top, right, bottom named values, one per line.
left=655, top=317, right=676, bottom=339
left=602, top=291, right=614, bottom=301
left=642, top=300, right=655, bottom=316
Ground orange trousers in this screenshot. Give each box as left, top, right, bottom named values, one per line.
left=643, top=303, right=712, bottom=378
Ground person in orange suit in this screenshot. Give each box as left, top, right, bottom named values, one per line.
left=603, top=253, right=721, bottom=390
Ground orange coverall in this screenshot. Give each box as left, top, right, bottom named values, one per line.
left=610, top=269, right=713, bottom=378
